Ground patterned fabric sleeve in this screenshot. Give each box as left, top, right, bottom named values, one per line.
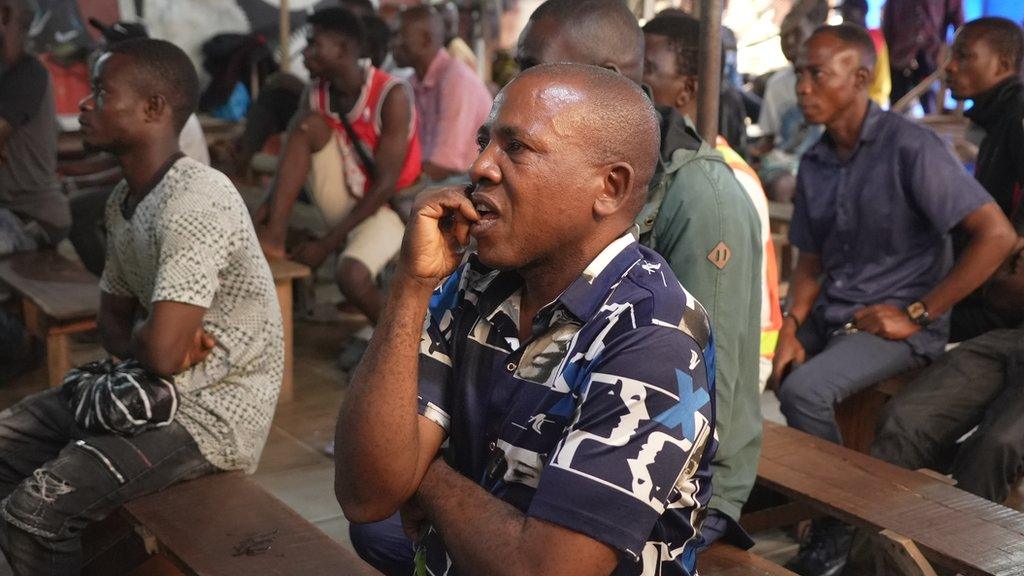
left=527, top=326, right=714, bottom=559
left=417, top=267, right=465, bottom=433
left=150, top=208, right=232, bottom=308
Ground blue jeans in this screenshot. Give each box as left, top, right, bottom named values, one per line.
left=778, top=315, right=925, bottom=444
left=0, top=388, right=214, bottom=575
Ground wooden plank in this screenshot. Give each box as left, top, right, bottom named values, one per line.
left=46, top=332, right=71, bottom=388
left=0, top=252, right=99, bottom=321
left=699, top=542, right=795, bottom=575
left=123, top=473, right=379, bottom=576
left=268, top=258, right=312, bottom=282
left=275, top=279, right=295, bottom=403
left=759, top=421, right=1024, bottom=576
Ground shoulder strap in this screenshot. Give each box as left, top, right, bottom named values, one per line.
left=337, top=111, right=376, bottom=179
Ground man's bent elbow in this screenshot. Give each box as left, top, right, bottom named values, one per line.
left=334, top=478, right=404, bottom=524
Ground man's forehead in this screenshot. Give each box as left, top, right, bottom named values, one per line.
left=484, top=78, right=586, bottom=130
left=799, top=36, right=856, bottom=66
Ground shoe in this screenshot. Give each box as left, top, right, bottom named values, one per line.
left=783, top=518, right=854, bottom=576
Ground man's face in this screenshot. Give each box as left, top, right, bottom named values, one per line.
left=945, top=31, right=1012, bottom=100
left=391, top=19, right=418, bottom=68
left=467, top=77, right=606, bottom=271
left=781, top=26, right=806, bottom=63
left=78, top=53, right=147, bottom=154
left=643, top=33, right=690, bottom=111
left=303, top=26, right=349, bottom=79
left=515, top=18, right=592, bottom=73
left=795, top=34, right=865, bottom=125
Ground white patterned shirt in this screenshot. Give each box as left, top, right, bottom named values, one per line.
left=100, top=157, right=283, bottom=472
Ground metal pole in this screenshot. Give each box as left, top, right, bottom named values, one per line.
left=280, top=0, right=291, bottom=73
left=696, top=0, right=722, bottom=143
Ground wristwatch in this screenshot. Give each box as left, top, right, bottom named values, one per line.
left=782, top=310, right=802, bottom=328
left=906, top=301, right=931, bottom=326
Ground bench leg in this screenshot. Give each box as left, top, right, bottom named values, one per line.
left=275, top=279, right=295, bottom=403
left=46, top=332, right=70, bottom=388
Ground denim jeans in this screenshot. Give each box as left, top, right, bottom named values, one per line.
left=0, top=388, right=214, bottom=575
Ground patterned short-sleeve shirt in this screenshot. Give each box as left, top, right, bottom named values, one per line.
left=417, top=234, right=718, bottom=575
left=100, top=157, right=283, bottom=472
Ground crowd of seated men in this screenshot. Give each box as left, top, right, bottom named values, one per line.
left=0, top=0, right=1022, bottom=574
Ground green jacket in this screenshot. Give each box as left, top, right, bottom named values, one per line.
left=636, top=112, right=763, bottom=522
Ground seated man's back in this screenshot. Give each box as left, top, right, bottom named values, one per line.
left=101, top=155, right=283, bottom=471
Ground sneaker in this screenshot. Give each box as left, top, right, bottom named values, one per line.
left=783, top=518, right=854, bottom=576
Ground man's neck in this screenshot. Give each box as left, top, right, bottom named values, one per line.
left=826, top=96, right=870, bottom=159
left=413, top=48, right=442, bottom=81
left=328, top=62, right=366, bottom=101
left=516, top=228, right=627, bottom=329
left=117, top=138, right=184, bottom=198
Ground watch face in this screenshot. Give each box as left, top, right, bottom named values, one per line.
left=907, top=302, right=926, bottom=319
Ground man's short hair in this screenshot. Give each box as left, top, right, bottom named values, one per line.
left=106, top=38, right=200, bottom=132
left=338, top=0, right=375, bottom=15
left=810, top=23, right=877, bottom=72
left=514, top=63, right=661, bottom=210
left=962, top=17, right=1024, bottom=73
left=399, top=4, right=446, bottom=44
left=308, top=7, right=366, bottom=51
left=527, top=0, right=644, bottom=82
left=643, top=13, right=701, bottom=76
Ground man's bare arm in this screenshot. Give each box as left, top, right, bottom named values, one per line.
left=414, top=459, right=618, bottom=576
left=98, top=291, right=139, bottom=359
left=0, top=118, right=13, bottom=165
left=334, top=187, right=479, bottom=522
left=130, top=301, right=213, bottom=377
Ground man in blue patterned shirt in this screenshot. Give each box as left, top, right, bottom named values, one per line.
left=334, top=63, right=718, bottom=575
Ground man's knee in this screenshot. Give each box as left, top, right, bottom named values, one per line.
left=336, top=257, right=374, bottom=292
left=3, top=469, right=80, bottom=541
left=777, top=369, right=831, bottom=415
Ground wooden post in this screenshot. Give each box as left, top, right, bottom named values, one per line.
left=279, top=0, right=291, bottom=73
left=696, top=0, right=722, bottom=143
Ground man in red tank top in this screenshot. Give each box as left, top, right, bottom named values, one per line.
left=255, top=7, right=421, bottom=330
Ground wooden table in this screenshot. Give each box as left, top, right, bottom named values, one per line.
left=760, top=421, right=1024, bottom=576
left=268, top=259, right=311, bottom=403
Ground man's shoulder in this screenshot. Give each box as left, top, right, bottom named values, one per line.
left=663, top=150, right=758, bottom=225
left=159, top=159, right=245, bottom=218
left=614, top=247, right=712, bottom=349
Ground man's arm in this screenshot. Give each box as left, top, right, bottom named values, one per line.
left=98, top=291, right=139, bottom=360
left=770, top=252, right=821, bottom=389
left=0, top=118, right=12, bottom=162
left=130, top=301, right=214, bottom=378
left=294, top=86, right=413, bottom=266
left=413, top=459, right=618, bottom=576
left=334, top=186, right=478, bottom=522
left=855, top=203, right=1016, bottom=339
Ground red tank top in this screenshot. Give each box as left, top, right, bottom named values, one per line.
left=311, top=65, right=422, bottom=194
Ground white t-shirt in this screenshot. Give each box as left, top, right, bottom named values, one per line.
left=179, top=114, right=210, bottom=166
left=757, top=66, right=797, bottom=138
left=100, top=157, right=283, bottom=472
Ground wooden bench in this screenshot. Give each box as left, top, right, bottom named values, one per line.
left=121, top=472, right=378, bottom=575
left=700, top=542, right=795, bottom=575
left=757, top=420, right=1024, bottom=576
left=0, top=251, right=100, bottom=387
left=834, top=370, right=919, bottom=453
left=267, top=258, right=311, bottom=403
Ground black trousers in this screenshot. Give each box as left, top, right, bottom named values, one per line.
left=890, top=54, right=937, bottom=114
left=871, top=329, right=1024, bottom=503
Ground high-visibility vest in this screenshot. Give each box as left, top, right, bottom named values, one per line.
left=716, top=137, right=783, bottom=359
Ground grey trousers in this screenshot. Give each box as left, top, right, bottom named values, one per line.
left=778, top=316, right=925, bottom=444
left=872, top=329, right=1024, bottom=503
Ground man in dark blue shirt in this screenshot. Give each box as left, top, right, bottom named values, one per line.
left=770, top=23, right=1015, bottom=576
left=334, top=63, right=718, bottom=576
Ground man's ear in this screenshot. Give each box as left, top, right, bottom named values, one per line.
left=594, top=162, right=635, bottom=218
left=144, top=94, right=169, bottom=125
left=676, top=75, right=698, bottom=111
left=996, top=52, right=1015, bottom=77
left=854, top=65, right=871, bottom=91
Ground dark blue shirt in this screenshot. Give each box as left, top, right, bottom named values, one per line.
left=790, top=104, right=994, bottom=358
left=416, top=234, right=718, bottom=575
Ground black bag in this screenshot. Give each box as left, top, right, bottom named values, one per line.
left=62, top=359, right=178, bottom=436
